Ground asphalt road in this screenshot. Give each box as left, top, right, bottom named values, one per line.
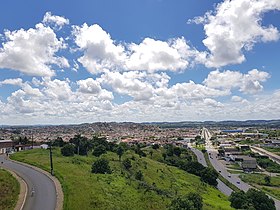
left=0, top=155, right=56, bottom=210
left=190, top=147, right=233, bottom=196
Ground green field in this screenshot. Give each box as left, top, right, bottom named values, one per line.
left=11, top=148, right=233, bottom=210
left=240, top=173, right=280, bottom=200
left=0, top=168, right=20, bottom=210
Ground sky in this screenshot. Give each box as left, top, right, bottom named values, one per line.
left=0, top=0, right=280, bottom=125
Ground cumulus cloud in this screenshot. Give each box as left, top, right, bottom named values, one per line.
left=203, top=69, right=270, bottom=94
left=126, top=37, right=189, bottom=72
left=77, top=78, right=102, bottom=94
left=0, top=78, right=23, bottom=86
left=42, top=78, right=73, bottom=101
left=73, top=23, right=127, bottom=74
left=73, top=23, right=202, bottom=74
left=0, top=23, right=69, bottom=77
left=190, top=0, right=280, bottom=67
left=43, top=12, right=69, bottom=29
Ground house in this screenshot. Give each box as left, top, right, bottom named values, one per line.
left=0, top=140, right=14, bottom=154
left=40, top=144, right=49, bottom=149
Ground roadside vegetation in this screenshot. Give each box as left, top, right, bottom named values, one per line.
left=11, top=135, right=233, bottom=210
left=0, top=168, right=20, bottom=210
left=255, top=156, right=280, bottom=173
left=239, top=173, right=280, bottom=200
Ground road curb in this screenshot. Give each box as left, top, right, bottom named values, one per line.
left=8, top=158, right=64, bottom=210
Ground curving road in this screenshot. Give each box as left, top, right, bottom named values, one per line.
left=189, top=147, right=233, bottom=196
left=0, top=155, right=56, bottom=210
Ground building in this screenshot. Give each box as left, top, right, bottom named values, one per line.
left=241, top=156, right=257, bottom=170
left=0, top=140, right=14, bottom=154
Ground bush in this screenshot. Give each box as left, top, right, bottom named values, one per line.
left=135, top=170, right=143, bottom=181
left=152, top=144, right=160, bottom=150
left=123, top=158, right=132, bottom=170
left=169, top=192, right=203, bottom=210
left=92, top=158, right=111, bottom=174
left=61, top=144, right=75, bottom=156
left=92, top=145, right=107, bottom=157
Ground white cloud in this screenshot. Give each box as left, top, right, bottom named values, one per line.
left=191, top=0, right=280, bottom=67
left=203, top=98, right=224, bottom=108
left=231, top=95, right=243, bottom=102
left=73, top=23, right=203, bottom=74
left=43, top=12, right=69, bottom=29
left=77, top=78, right=102, bottom=94
left=73, top=23, right=127, bottom=74
left=99, top=71, right=155, bottom=101
left=203, top=69, right=270, bottom=94
left=126, top=37, right=190, bottom=72
left=43, top=78, right=73, bottom=101
left=0, top=23, right=69, bottom=77
left=0, top=78, right=23, bottom=86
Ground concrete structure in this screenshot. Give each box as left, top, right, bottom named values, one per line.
left=0, top=140, right=14, bottom=154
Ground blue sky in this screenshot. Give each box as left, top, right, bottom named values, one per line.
left=0, top=0, right=280, bottom=125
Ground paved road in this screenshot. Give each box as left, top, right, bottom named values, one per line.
left=190, top=147, right=233, bottom=196
left=0, top=155, right=56, bottom=210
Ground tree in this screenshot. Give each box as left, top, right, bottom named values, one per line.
left=152, top=144, right=160, bottom=150
left=135, top=170, right=143, bottom=181
left=182, top=161, right=205, bottom=176
left=61, top=144, right=75, bottom=157
left=173, top=147, right=182, bottom=157
left=200, top=168, right=218, bottom=186
left=229, top=191, right=248, bottom=209
left=117, top=146, right=124, bottom=161
left=92, top=158, right=111, bottom=174
left=166, top=145, right=174, bottom=156
left=169, top=192, right=203, bottom=210
left=92, top=145, right=107, bottom=157
left=246, top=188, right=275, bottom=210
left=123, top=158, right=132, bottom=170
left=264, top=175, right=271, bottom=186
left=52, top=137, right=65, bottom=147
left=162, top=153, right=167, bottom=161
left=229, top=189, right=275, bottom=210
left=70, top=134, right=89, bottom=156
left=149, top=150, right=153, bottom=158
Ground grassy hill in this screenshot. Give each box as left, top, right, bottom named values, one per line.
left=11, top=148, right=233, bottom=210
left=0, top=168, right=20, bottom=210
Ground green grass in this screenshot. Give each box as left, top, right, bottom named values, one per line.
left=226, top=163, right=241, bottom=170
left=11, top=148, right=233, bottom=210
left=239, top=173, right=280, bottom=200
left=0, top=168, right=20, bottom=210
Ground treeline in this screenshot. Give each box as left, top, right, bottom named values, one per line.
left=159, top=144, right=218, bottom=187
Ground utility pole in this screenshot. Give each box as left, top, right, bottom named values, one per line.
left=49, top=140, right=54, bottom=175
left=31, top=133, right=34, bottom=149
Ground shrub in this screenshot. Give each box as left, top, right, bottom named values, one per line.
left=92, top=158, right=111, bottom=174
left=135, top=170, right=143, bottom=181
left=92, top=145, right=107, bottom=157
left=123, top=158, right=132, bottom=170
left=61, top=144, right=75, bottom=157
